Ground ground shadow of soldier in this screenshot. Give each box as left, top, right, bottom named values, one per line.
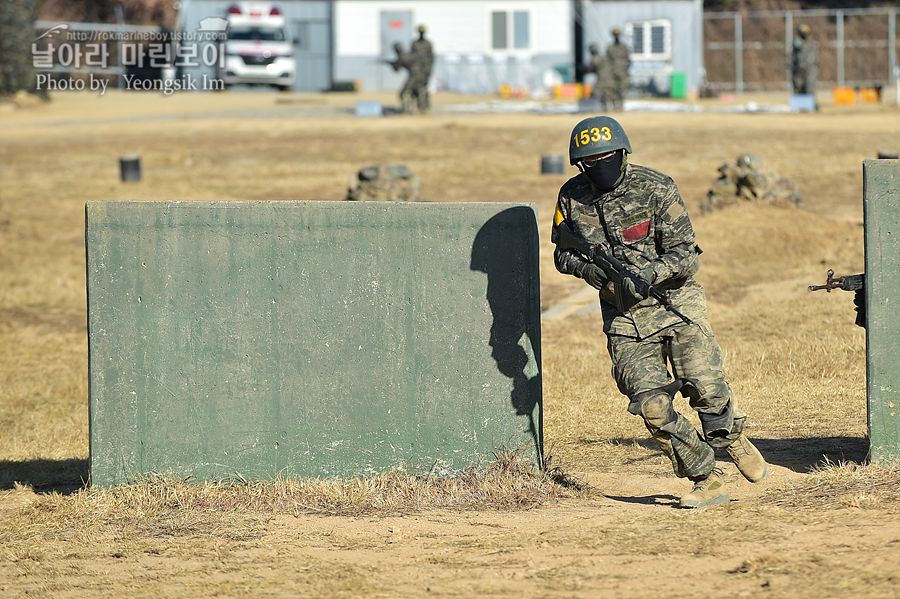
left=0, top=458, right=88, bottom=494
left=470, top=207, right=543, bottom=464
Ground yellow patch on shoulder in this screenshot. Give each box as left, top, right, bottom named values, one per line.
left=553, top=204, right=565, bottom=226
left=667, top=202, right=685, bottom=220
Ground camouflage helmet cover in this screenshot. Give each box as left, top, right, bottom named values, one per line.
left=569, top=116, right=632, bottom=165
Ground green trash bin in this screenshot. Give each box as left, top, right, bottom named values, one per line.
left=670, top=72, right=687, bottom=99
left=554, top=64, right=572, bottom=84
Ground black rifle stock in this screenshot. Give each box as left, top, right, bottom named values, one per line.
left=555, top=221, right=694, bottom=326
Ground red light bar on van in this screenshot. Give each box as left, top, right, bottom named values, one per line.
left=227, top=4, right=282, bottom=18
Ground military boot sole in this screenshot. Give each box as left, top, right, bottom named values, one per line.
left=679, top=493, right=730, bottom=509
left=742, top=463, right=768, bottom=484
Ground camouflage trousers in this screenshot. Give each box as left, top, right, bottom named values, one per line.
left=606, top=318, right=745, bottom=480
left=400, top=74, right=430, bottom=113
left=609, top=75, right=627, bottom=110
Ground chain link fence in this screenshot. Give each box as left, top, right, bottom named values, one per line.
left=704, top=7, right=898, bottom=92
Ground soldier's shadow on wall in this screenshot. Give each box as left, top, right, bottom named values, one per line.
left=470, top=207, right=543, bottom=463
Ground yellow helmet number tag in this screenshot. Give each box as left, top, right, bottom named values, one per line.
left=573, top=126, right=612, bottom=148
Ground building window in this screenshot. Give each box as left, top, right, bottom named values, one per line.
left=626, top=19, right=671, bottom=61
left=513, top=11, right=529, bottom=49
left=492, top=12, right=506, bottom=49
left=492, top=10, right=530, bottom=50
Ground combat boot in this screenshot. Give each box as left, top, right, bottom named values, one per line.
left=725, top=434, right=767, bottom=483
left=679, top=468, right=729, bottom=508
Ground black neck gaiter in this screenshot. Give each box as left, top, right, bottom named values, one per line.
left=584, top=151, right=625, bottom=192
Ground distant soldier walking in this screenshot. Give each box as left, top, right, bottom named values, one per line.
left=585, top=44, right=614, bottom=111
left=409, top=24, right=434, bottom=113
left=791, top=23, right=818, bottom=95
left=606, top=27, right=631, bottom=111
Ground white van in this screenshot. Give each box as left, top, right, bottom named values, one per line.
left=219, top=2, right=296, bottom=91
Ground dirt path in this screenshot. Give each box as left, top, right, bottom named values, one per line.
left=6, top=460, right=899, bottom=598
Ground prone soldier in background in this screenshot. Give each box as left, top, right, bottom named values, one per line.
left=551, top=116, right=768, bottom=508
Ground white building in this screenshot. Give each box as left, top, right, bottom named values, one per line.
left=580, top=0, right=705, bottom=95
left=176, top=0, right=704, bottom=95
left=334, top=0, right=571, bottom=94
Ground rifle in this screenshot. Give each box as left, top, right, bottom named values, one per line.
left=808, top=269, right=866, bottom=328
left=807, top=268, right=864, bottom=293
left=555, top=221, right=694, bottom=326
left=373, top=58, right=399, bottom=68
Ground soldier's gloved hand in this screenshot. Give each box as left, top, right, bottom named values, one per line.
left=622, top=266, right=656, bottom=301
left=854, top=288, right=866, bottom=329
left=576, top=263, right=608, bottom=290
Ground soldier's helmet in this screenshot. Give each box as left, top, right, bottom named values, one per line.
left=797, top=23, right=811, bottom=38
left=612, top=27, right=621, bottom=36
left=393, top=42, right=403, bottom=52
left=589, top=43, right=599, bottom=55
left=568, top=116, right=632, bottom=165
left=736, top=153, right=763, bottom=171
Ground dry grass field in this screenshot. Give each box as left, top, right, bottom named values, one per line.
left=1, top=87, right=899, bottom=598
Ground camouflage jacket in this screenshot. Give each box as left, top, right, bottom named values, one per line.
left=606, top=42, right=631, bottom=77
left=586, top=54, right=613, bottom=87
left=551, top=163, right=704, bottom=338
left=392, top=50, right=429, bottom=86
left=792, top=38, right=818, bottom=73
left=411, top=38, right=434, bottom=72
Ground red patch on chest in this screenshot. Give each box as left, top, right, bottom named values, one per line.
left=622, top=220, right=650, bottom=243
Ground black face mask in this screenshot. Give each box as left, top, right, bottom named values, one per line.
left=583, top=151, right=624, bottom=191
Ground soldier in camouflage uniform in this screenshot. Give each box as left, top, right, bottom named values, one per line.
left=389, top=39, right=429, bottom=115
left=702, top=153, right=804, bottom=213
left=551, top=116, right=768, bottom=508
left=585, top=44, right=614, bottom=110
left=410, top=25, right=433, bottom=112
left=388, top=43, right=418, bottom=114
left=605, top=28, right=630, bottom=111
left=345, top=164, right=420, bottom=202
left=791, top=23, right=818, bottom=96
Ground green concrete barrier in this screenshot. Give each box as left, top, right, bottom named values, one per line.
left=86, top=201, right=542, bottom=488
left=864, top=159, right=900, bottom=462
